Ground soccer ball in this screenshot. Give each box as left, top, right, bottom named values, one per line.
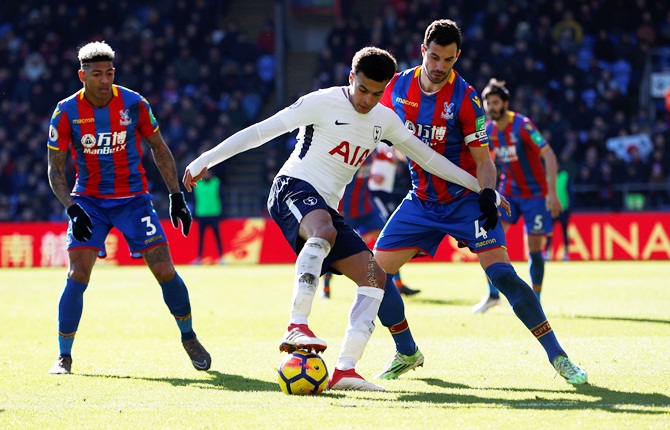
left=277, top=350, right=329, bottom=395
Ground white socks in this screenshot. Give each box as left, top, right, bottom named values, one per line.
left=336, top=286, right=385, bottom=370
left=289, top=237, right=331, bottom=325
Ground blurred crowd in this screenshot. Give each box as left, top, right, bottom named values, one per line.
left=307, top=0, right=670, bottom=211
left=2, top=0, right=670, bottom=222
left=0, top=0, right=275, bottom=221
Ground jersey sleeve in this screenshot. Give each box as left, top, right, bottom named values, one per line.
left=461, top=87, right=489, bottom=148
left=275, top=90, right=330, bottom=131
left=520, top=116, right=548, bottom=154
left=46, top=103, right=71, bottom=151
left=380, top=108, right=480, bottom=192
left=137, top=96, right=159, bottom=137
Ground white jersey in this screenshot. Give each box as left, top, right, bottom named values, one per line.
left=275, top=87, right=413, bottom=208
left=185, top=86, right=481, bottom=211
left=368, top=142, right=396, bottom=194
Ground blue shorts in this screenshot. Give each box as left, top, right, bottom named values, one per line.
left=67, top=194, right=168, bottom=257
left=374, top=192, right=507, bottom=256
left=347, top=210, right=385, bottom=235
left=499, top=195, right=553, bottom=236
left=267, top=176, right=370, bottom=276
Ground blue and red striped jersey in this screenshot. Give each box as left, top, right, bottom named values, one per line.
left=486, top=111, right=548, bottom=198
left=47, top=85, right=159, bottom=198
left=380, top=66, right=488, bottom=203
left=338, top=156, right=375, bottom=218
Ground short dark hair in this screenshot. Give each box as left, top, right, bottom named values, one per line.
left=482, top=78, right=510, bottom=101
left=424, top=19, right=462, bottom=51
left=351, top=47, right=397, bottom=82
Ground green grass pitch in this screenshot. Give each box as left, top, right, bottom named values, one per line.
left=1, top=261, right=668, bottom=429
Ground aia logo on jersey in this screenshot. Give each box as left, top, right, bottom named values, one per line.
left=329, top=141, right=370, bottom=167
left=119, top=109, right=132, bottom=126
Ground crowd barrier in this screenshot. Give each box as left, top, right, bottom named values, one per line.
left=0, top=213, right=668, bottom=267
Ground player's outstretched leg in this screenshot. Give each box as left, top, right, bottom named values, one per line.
left=485, top=262, right=588, bottom=384
left=160, top=272, right=211, bottom=370
left=376, top=274, right=424, bottom=379
left=280, top=238, right=330, bottom=353
left=49, top=278, right=87, bottom=374
left=328, top=286, right=385, bottom=391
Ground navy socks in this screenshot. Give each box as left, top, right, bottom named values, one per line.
left=160, top=273, right=195, bottom=340
left=57, top=278, right=88, bottom=355
left=378, top=274, right=416, bottom=355
left=485, top=262, right=565, bottom=362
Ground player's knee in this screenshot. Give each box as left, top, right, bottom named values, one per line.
left=67, top=268, right=90, bottom=284
left=150, top=262, right=177, bottom=284
left=315, top=223, right=337, bottom=246
left=67, top=263, right=92, bottom=284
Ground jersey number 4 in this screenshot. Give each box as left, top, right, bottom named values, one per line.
left=474, top=219, right=488, bottom=239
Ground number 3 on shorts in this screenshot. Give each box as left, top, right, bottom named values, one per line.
left=142, top=216, right=157, bottom=236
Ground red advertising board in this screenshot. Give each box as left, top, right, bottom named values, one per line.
left=0, top=212, right=668, bottom=267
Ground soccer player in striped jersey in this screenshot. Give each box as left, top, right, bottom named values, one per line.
left=47, top=41, right=210, bottom=375
left=471, top=79, right=562, bottom=314
left=321, top=155, right=419, bottom=299
left=373, top=20, right=588, bottom=384
left=183, top=47, right=501, bottom=391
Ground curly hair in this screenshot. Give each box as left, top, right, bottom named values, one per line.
left=351, top=47, right=397, bottom=83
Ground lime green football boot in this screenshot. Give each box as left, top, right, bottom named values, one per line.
left=553, top=355, right=588, bottom=385
left=376, top=347, right=425, bottom=380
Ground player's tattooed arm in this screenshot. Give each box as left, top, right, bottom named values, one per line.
left=145, top=131, right=181, bottom=194
left=47, top=148, right=75, bottom=209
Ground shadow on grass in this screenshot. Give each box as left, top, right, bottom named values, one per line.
left=79, top=371, right=276, bottom=392
left=393, top=377, right=670, bottom=414
left=568, top=315, right=670, bottom=325
left=78, top=370, right=346, bottom=397
left=408, top=298, right=473, bottom=306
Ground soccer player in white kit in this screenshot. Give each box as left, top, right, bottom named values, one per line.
left=183, top=47, right=506, bottom=391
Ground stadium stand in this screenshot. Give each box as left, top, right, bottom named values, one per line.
left=1, top=0, right=669, bottom=222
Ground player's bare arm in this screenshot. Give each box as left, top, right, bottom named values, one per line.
left=470, top=145, right=511, bottom=216
left=145, top=131, right=181, bottom=194
left=540, top=146, right=563, bottom=217
left=47, top=148, right=75, bottom=209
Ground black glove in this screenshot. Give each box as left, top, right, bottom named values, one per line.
left=66, top=203, right=93, bottom=242
left=477, top=188, right=499, bottom=231
left=169, top=192, right=192, bottom=236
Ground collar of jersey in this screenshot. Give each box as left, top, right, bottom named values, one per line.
left=79, top=85, right=119, bottom=99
